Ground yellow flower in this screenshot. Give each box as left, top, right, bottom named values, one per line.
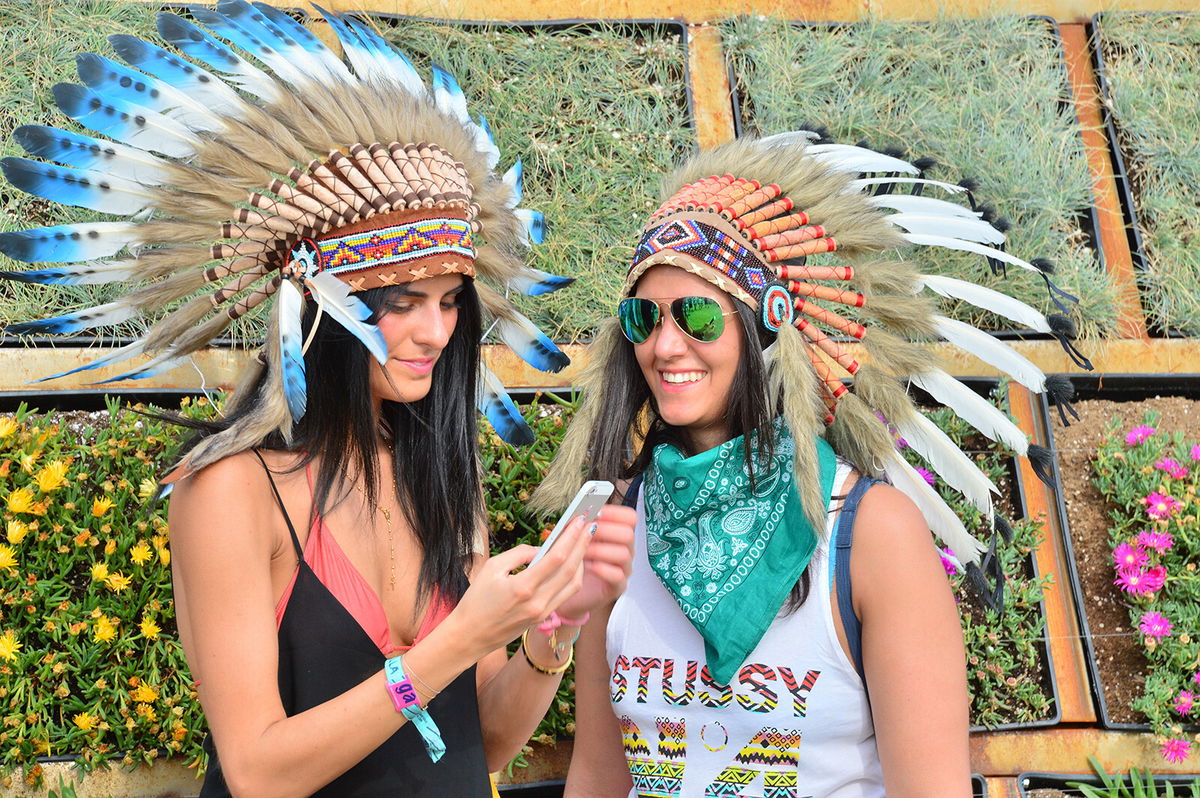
left=34, top=461, right=69, bottom=493
left=90, top=562, right=109, bottom=582
left=104, top=539, right=116, bottom=556
left=6, top=488, right=34, bottom=515
left=0, top=630, right=20, bottom=662
left=0, top=418, right=17, bottom=438
left=91, top=497, right=115, bottom=517
left=130, top=542, right=152, bottom=567
left=138, top=479, right=158, bottom=502
left=158, top=546, right=170, bottom=567
left=5, top=521, right=27, bottom=545
left=139, top=617, right=161, bottom=639
left=0, top=544, right=16, bottom=573
left=72, top=711, right=96, bottom=732
left=93, top=615, right=117, bottom=643
left=131, top=683, right=158, bottom=703
left=105, top=572, right=132, bottom=593
left=19, top=451, right=40, bottom=473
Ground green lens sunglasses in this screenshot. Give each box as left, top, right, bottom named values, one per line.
left=616, top=296, right=738, bottom=344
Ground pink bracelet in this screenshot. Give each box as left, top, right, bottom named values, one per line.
left=536, top=611, right=590, bottom=635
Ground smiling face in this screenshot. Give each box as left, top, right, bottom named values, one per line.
left=368, top=273, right=465, bottom=406
left=631, top=265, right=745, bottom=452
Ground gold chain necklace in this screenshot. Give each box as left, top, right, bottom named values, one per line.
left=354, top=481, right=396, bottom=590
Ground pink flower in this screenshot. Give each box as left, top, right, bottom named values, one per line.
left=1155, top=457, right=1189, bottom=479
left=1191, top=444, right=1200, bottom=462
left=1141, top=565, right=1167, bottom=593
left=1115, top=568, right=1155, bottom=595
left=1126, top=424, right=1157, bottom=445
left=1112, top=542, right=1149, bottom=571
left=1194, top=671, right=1200, bottom=687
left=1136, top=530, right=1174, bottom=553
left=1145, top=491, right=1184, bottom=521
left=1161, top=738, right=1193, bottom=764
left=1140, top=611, right=1173, bottom=639
left=914, top=467, right=936, bottom=487
left=939, top=547, right=960, bottom=576
left=1174, top=690, right=1195, bottom=715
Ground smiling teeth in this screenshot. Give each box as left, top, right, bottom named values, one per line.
left=663, top=371, right=705, bottom=384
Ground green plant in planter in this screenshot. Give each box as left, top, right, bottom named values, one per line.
left=1067, top=755, right=1200, bottom=797
left=722, top=15, right=1118, bottom=340
left=896, top=385, right=1055, bottom=728
left=1093, top=413, right=1200, bottom=764
left=1095, top=12, right=1200, bottom=336
left=0, top=397, right=219, bottom=787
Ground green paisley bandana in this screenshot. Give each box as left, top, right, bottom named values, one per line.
left=644, top=420, right=837, bottom=685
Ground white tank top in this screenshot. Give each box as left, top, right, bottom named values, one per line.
left=606, top=464, right=885, bottom=797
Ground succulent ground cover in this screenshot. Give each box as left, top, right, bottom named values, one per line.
left=723, top=15, right=1119, bottom=340
left=1093, top=414, right=1200, bottom=764
left=1095, top=12, right=1200, bottom=337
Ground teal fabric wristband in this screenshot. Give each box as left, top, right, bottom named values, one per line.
left=384, top=655, right=446, bottom=762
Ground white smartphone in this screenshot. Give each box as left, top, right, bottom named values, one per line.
left=530, top=480, right=615, bottom=565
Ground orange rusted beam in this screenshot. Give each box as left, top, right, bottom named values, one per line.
left=686, top=22, right=736, bottom=149
left=278, top=0, right=1184, bottom=25
left=971, top=727, right=1200, bottom=773
left=1009, top=384, right=1095, bottom=723
left=984, top=776, right=1022, bottom=798
left=1060, top=23, right=1147, bottom=340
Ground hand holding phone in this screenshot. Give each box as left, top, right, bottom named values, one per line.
left=530, top=480, right=615, bottom=565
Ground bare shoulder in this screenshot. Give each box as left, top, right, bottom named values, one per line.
left=848, top=482, right=947, bottom=609
left=168, top=449, right=297, bottom=552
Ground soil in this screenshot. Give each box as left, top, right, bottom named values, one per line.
left=1051, top=395, right=1199, bottom=724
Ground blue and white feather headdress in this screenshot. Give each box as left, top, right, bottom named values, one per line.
left=0, top=1, right=570, bottom=471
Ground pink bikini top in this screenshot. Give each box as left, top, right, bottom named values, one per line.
left=275, top=469, right=453, bottom=657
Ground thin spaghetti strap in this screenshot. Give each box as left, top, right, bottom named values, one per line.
left=252, top=450, right=304, bottom=560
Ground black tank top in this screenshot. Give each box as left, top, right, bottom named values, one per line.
left=199, top=455, right=492, bottom=797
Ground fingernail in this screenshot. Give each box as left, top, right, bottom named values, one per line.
left=588, top=523, right=599, bottom=536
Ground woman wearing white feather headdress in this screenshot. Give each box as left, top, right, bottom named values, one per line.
left=0, top=3, right=635, bottom=796
left=534, top=133, right=1090, bottom=796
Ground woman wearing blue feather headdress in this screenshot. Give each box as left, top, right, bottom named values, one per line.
left=0, top=3, right=633, bottom=796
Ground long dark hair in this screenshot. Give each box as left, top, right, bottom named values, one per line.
left=173, top=280, right=483, bottom=604
left=583, top=295, right=815, bottom=610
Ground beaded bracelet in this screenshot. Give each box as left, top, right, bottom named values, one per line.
left=520, top=628, right=574, bottom=675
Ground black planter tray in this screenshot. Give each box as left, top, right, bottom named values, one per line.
left=1090, top=11, right=1196, bottom=339
left=723, top=15, right=1103, bottom=343
left=1019, top=770, right=1200, bottom=796
left=498, top=780, right=565, bottom=797
left=1045, top=374, right=1200, bottom=731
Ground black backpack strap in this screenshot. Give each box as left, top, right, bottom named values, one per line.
left=621, top=474, right=643, bottom=509
left=251, top=449, right=304, bottom=560
left=834, top=475, right=881, bottom=686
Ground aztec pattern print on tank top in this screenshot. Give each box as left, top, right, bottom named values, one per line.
left=608, top=463, right=886, bottom=798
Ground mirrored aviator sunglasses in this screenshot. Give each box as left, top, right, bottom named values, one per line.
left=616, top=296, right=738, bottom=344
